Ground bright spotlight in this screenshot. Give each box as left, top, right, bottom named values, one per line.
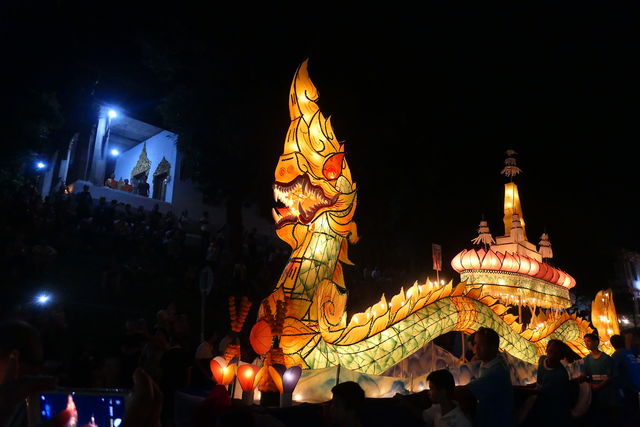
left=108, top=109, right=118, bottom=119
left=110, top=148, right=120, bottom=156
left=36, top=294, right=51, bottom=305
left=36, top=161, right=46, bottom=169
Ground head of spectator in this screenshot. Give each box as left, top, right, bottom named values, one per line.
left=330, top=381, right=365, bottom=427
left=610, top=334, right=624, bottom=350
left=622, top=329, right=640, bottom=356
left=172, top=314, right=191, bottom=342
left=466, top=332, right=477, bottom=360
left=474, top=327, right=500, bottom=362
left=0, top=321, right=59, bottom=425
left=467, top=332, right=476, bottom=351
left=427, top=369, right=455, bottom=405
left=0, top=320, right=44, bottom=381
left=584, top=333, right=600, bottom=352
left=150, top=327, right=169, bottom=351
left=545, top=339, right=566, bottom=367
left=82, top=184, right=90, bottom=193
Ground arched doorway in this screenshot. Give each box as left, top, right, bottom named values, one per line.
left=152, top=157, right=171, bottom=201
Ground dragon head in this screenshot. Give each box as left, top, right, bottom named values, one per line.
left=273, top=60, right=358, bottom=250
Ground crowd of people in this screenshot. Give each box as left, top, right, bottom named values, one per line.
left=2, top=318, right=639, bottom=426
left=1, top=180, right=288, bottom=304
left=0, top=180, right=289, bottom=424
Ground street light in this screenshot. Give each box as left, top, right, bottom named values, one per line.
left=35, top=293, right=51, bottom=305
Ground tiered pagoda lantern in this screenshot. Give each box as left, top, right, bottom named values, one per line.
left=451, top=150, right=576, bottom=310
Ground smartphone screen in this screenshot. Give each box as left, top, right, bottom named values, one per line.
left=39, top=389, right=127, bottom=426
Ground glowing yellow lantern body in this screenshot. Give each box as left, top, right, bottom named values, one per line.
left=590, top=289, right=620, bottom=353
left=253, top=61, right=613, bottom=375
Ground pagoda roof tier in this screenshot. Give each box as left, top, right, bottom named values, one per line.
left=451, top=248, right=575, bottom=309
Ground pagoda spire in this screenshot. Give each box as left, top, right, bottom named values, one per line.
left=471, top=216, right=495, bottom=248
left=538, top=232, right=553, bottom=259
left=501, top=149, right=522, bottom=180
left=501, top=150, right=527, bottom=240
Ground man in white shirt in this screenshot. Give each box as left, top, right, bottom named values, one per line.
left=423, top=369, right=472, bottom=427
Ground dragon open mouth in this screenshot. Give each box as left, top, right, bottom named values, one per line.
left=272, top=174, right=337, bottom=227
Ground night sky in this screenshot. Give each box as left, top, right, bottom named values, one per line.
left=4, top=4, right=639, bottom=304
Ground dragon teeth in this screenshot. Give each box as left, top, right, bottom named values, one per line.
left=272, top=208, right=281, bottom=222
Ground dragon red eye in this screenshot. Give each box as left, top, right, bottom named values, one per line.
left=322, top=153, right=344, bottom=180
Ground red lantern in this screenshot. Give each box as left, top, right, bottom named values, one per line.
left=554, top=270, right=564, bottom=287
left=210, top=357, right=236, bottom=385
left=535, top=263, right=548, bottom=279
left=237, top=364, right=260, bottom=392
left=250, top=320, right=273, bottom=355
left=542, top=265, right=555, bottom=282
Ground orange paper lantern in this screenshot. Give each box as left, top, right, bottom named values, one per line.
left=250, top=319, right=272, bottom=355
left=210, top=356, right=236, bottom=385
left=237, top=364, right=260, bottom=392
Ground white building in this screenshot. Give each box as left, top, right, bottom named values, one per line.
left=42, top=105, right=271, bottom=233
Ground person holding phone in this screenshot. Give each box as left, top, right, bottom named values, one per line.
left=0, top=320, right=57, bottom=426
left=1, top=320, right=162, bottom=427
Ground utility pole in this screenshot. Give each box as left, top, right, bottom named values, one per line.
left=622, top=251, right=640, bottom=328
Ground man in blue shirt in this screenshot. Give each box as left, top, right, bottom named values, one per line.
left=465, top=327, right=515, bottom=427
left=581, top=333, right=614, bottom=426
left=610, top=334, right=640, bottom=424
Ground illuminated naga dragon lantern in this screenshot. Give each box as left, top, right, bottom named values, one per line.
left=250, top=60, right=617, bottom=376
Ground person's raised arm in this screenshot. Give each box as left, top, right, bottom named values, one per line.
left=121, top=368, right=163, bottom=427
left=0, top=352, right=56, bottom=426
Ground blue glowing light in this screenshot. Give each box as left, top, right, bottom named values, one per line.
left=36, top=294, right=50, bottom=305
left=36, top=162, right=46, bottom=169
left=108, top=109, right=118, bottom=119
left=110, top=148, right=120, bottom=156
